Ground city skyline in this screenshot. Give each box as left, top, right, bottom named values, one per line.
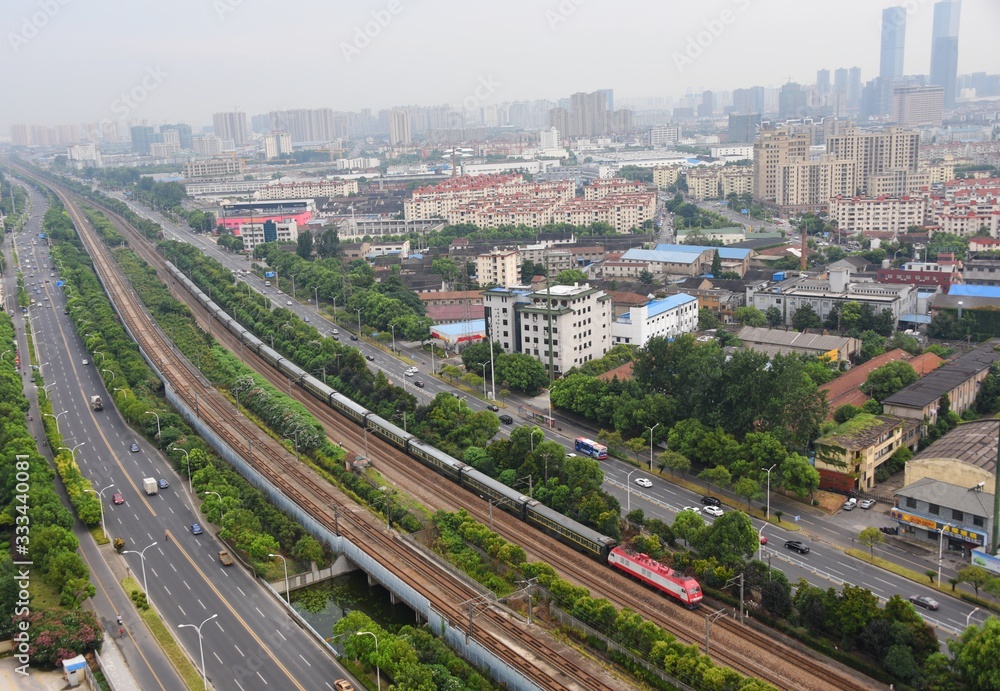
left=2, top=0, right=998, bottom=132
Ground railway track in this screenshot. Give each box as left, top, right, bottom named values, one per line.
left=70, top=185, right=878, bottom=691
left=35, top=178, right=622, bottom=690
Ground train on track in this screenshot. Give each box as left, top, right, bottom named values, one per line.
left=166, top=262, right=702, bottom=604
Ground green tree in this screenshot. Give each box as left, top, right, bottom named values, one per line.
left=834, top=584, right=880, bottom=641
left=732, top=477, right=762, bottom=509
left=296, top=230, right=314, bottom=260
left=695, top=510, right=758, bottom=566
left=658, top=449, right=691, bottom=477
left=951, top=618, right=1000, bottom=691
left=431, top=257, right=460, bottom=283
left=779, top=453, right=820, bottom=499
left=625, top=437, right=648, bottom=464
left=764, top=306, right=783, bottom=327
left=711, top=250, right=722, bottom=276
left=791, top=303, right=821, bottom=331
left=958, top=565, right=992, bottom=598
left=314, top=226, right=340, bottom=259
left=698, top=465, right=731, bottom=492
left=672, top=508, right=705, bottom=546
left=833, top=404, right=862, bottom=424
left=734, top=306, right=767, bottom=327
left=495, top=353, right=549, bottom=395
left=637, top=268, right=654, bottom=285
left=554, top=268, right=588, bottom=285
left=857, top=526, right=885, bottom=558
left=698, top=307, right=720, bottom=330
left=864, top=361, right=918, bottom=402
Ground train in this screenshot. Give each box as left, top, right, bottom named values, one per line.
left=164, top=262, right=702, bottom=601
left=608, top=547, right=703, bottom=608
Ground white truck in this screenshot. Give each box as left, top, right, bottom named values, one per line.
left=143, top=478, right=158, bottom=495
left=90, top=395, right=103, bottom=411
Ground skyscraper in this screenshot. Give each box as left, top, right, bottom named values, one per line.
left=880, top=7, right=907, bottom=80
left=930, top=0, right=961, bottom=108
left=130, top=126, right=156, bottom=154
left=212, top=111, right=249, bottom=147
left=388, top=110, right=411, bottom=146
left=697, top=90, right=715, bottom=118
left=816, top=69, right=831, bottom=95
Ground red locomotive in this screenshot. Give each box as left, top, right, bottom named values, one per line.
left=608, top=547, right=703, bottom=608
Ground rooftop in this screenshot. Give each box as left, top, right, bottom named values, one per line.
left=883, top=340, right=1000, bottom=410
left=910, top=419, right=1000, bottom=474
left=737, top=326, right=859, bottom=353
left=430, top=319, right=486, bottom=337
left=654, top=243, right=752, bottom=260
left=644, top=293, right=698, bottom=318
left=947, top=285, right=1000, bottom=299
left=596, top=361, right=634, bottom=382
left=816, top=414, right=903, bottom=450
left=622, top=248, right=703, bottom=265
left=896, top=477, right=994, bottom=519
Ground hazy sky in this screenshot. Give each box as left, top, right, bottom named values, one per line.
left=3, top=0, right=998, bottom=131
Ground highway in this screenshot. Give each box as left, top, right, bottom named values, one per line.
left=109, top=189, right=992, bottom=637
left=13, top=184, right=351, bottom=691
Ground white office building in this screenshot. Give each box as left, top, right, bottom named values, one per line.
left=611, top=294, right=699, bottom=346
left=518, top=283, right=612, bottom=376
left=237, top=220, right=299, bottom=252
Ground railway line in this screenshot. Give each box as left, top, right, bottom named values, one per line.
left=35, top=176, right=622, bottom=690
left=60, top=181, right=879, bottom=691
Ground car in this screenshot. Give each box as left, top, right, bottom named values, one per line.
left=680, top=506, right=701, bottom=514
left=909, top=595, right=940, bottom=610
left=129, top=442, right=140, bottom=453
left=81, top=358, right=89, bottom=365
left=700, top=496, right=722, bottom=507
left=405, top=370, right=415, bottom=376
left=860, top=498, right=877, bottom=510
left=63, top=309, right=69, bottom=315
left=190, top=523, right=204, bottom=535
left=634, top=477, right=653, bottom=488
left=365, top=355, right=375, bottom=361
left=332, top=329, right=339, bottom=336
left=112, top=493, right=125, bottom=505
left=759, top=536, right=768, bottom=545
left=413, top=380, right=425, bottom=388
left=286, top=300, right=292, bottom=306
left=333, top=680, right=356, bottom=691
left=350, top=335, right=359, bottom=341
left=702, top=505, right=724, bottom=517
left=487, top=404, right=499, bottom=412
left=842, top=497, right=857, bottom=511
left=498, top=415, right=513, bottom=424
left=157, top=479, right=169, bottom=489
left=303, top=317, right=310, bottom=323
left=784, top=540, right=810, bottom=554
left=566, top=452, right=577, bottom=458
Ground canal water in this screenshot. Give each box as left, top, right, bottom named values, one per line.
left=291, top=570, right=417, bottom=638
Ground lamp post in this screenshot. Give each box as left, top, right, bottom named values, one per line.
left=966, top=607, right=980, bottom=628
left=43, top=410, right=68, bottom=432
left=938, top=522, right=953, bottom=588
left=758, top=524, right=767, bottom=562
left=172, top=447, right=192, bottom=492
left=389, top=322, right=397, bottom=355
left=355, top=308, right=362, bottom=337
left=145, top=411, right=161, bottom=439
left=57, top=442, right=85, bottom=463
left=94, top=351, right=105, bottom=363
left=268, top=553, right=290, bottom=604
left=284, top=429, right=299, bottom=461
left=764, top=463, right=777, bottom=521
left=101, top=368, right=115, bottom=381
left=627, top=468, right=639, bottom=513
left=178, top=613, right=218, bottom=691
left=645, top=423, right=660, bottom=471
left=0, top=350, right=9, bottom=361
left=353, top=631, right=381, bottom=691
left=123, top=541, right=158, bottom=602
left=114, top=387, right=127, bottom=399
left=83, top=482, right=115, bottom=540
left=481, top=363, right=488, bottom=398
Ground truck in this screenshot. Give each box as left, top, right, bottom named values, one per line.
left=143, top=478, right=158, bottom=495
left=218, top=550, right=234, bottom=566
left=90, top=395, right=103, bottom=411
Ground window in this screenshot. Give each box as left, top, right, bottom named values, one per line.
left=928, top=504, right=939, bottom=515
left=974, top=516, right=985, bottom=527
left=952, top=509, right=964, bottom=522
left=905, top=496, right=916, bottom=509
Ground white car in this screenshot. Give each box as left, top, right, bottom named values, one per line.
left=680, top=506, right=701, bottom=514
left=702, top=505, right=724, bottom=517
left=633, top=477, right=652, bottom=488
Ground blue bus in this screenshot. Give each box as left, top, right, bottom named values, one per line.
left=575, top=437, right=608, bottom=460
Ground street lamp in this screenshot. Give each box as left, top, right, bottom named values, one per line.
left=758, top=524, right=767, bottom=562
left=0, top=350, right=9, bottom=361
left=204, top=490, right=225, bottom=526
left=83, top=482, right=114, bottom=540
left=114, top=387, right=127, bottom=399
left=353, top=631, right=381, bottom=691
left=645, top=423, right=660, bottom=471
left=268, top=553, right=290, bottom=604
left=94, top=351, right=106, bottom=363
left=178, top=613, right=218, bottom=691
left=57, top=442, right=85, bottom=463
left=122, top=541, right=158, bottom=602
left=145, top=411, right=160, bottom=439
left=481, top=363, right=488, bottom=397
left=966, top=607, right=980, bottom=628
left=355, top=308, right=362, bottom=337
left=938, top=523, right=954, bottom=587
left=43, top=409, right=68, bottom=431
left=764, top=463, right=777, bottom=521
left=172, top=447, right=192, bottom=492
left=627, top=468, right=639, bottom=512
left=389, top=322, right=397, bottom=355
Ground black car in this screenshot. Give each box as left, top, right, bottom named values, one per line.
left=700, top=496, right=722, bottom=507
left=413, top=380, right=425, bottom=388
left=350, top=335, right=359, bottom=341
left=365, top=355, right=375, bottom=361
left=909, top=595, right=940, bottom=610
left=784, top=540, right=810, bottom=554
left=129, top=442, right=140, bottom=453
left=498, top=415, right=513, bottom=424
left=487, top=404, right=499, bottom=412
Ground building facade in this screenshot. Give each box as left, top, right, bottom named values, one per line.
left=237, top=220, right=299, bottom=252
left=611, top=294, right=698, bottom=346
left=517, top=283, right=612, bottom=376
left=476, top=248, right=522, bottom=288
left=814, top=413, right=905, bottom=491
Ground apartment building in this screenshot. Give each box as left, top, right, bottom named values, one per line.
left=611, top=294, right=699, bottom=346
left=237, top=220, right=298, bottom=252
left=517, top=283, right=612, bottom=376
left=476, top=248, right=522, bottom=288
left=825, top=126, right=920, bottom=193
left=482, top=287, right=532, bottom=354
left=892, top=85, right=945, bottom=127
left=686, top=167, right=753, bottom=201
left=753, top=128, right=811, bottom=204
left=182, top=158, right=246, bottom=179
left=212, top=111, right=249, bottom=147
left=255, top=179, right=359, bottom=200
left=814, top=414, right=906, bottom=491
left=583, top=178, right=648, bottom=200
left=653, top=166, right=684, bottom=189
left=828, top=195, right=929, bottom=234
left=263, top=132, right=293, bottom=159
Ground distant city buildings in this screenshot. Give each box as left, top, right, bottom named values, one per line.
left=880, top=6, right=907, bottom=80
left=548, top=90, right=633, bottom=137
left=254, top=178, right=358, bottom=200
left=929, top=0, right=962, bottom=108
left=212, top=111, right=249, bottom=148
left=892, top=85, right=945, bottom=127
left=263, top=132, right=293, bottom=159
left=182, top=158, right=246, bottom=179
left=388, top=110, right=411, bottom=146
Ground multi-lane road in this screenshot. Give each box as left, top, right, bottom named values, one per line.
left=10, top=183, right=354, bottom=691
left=105, top=189, right=990, bottom=636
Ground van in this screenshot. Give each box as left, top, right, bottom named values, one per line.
left=264, top=280, right=271, bottom=287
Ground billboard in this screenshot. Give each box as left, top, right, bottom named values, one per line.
left=264, top=271, right=276, bottom=278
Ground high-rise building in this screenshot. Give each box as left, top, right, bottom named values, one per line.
left=130, top=125, right=157, bottom=154
left=697, top=90, right=715, bottom=118
left=160, top=123, right=193, bottom=149
left=539, top=127, right=560, bottom=149
left=388, top=110, right=411, bottom=146
left=728, top=113, right=761, bottom=143
left=825, top=126, right=920, bottom=194
left=753, top=128, right=811, bottom=203
left=779, top=83, right=807, bottom=119
left=212, top=111, right=249, bottom=147
left=880, top=7, right=907, bottom=79
left=930, top=0, right=961, bottom=108
left=892, top=85, right=945, bottom=127
left=263, top=132, right=293, bottom=159
left=650, top=125, right=681, bottom=147
left=732, top=87, right=765, bottom=115
left=817, top=69, right=831, bottom=95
